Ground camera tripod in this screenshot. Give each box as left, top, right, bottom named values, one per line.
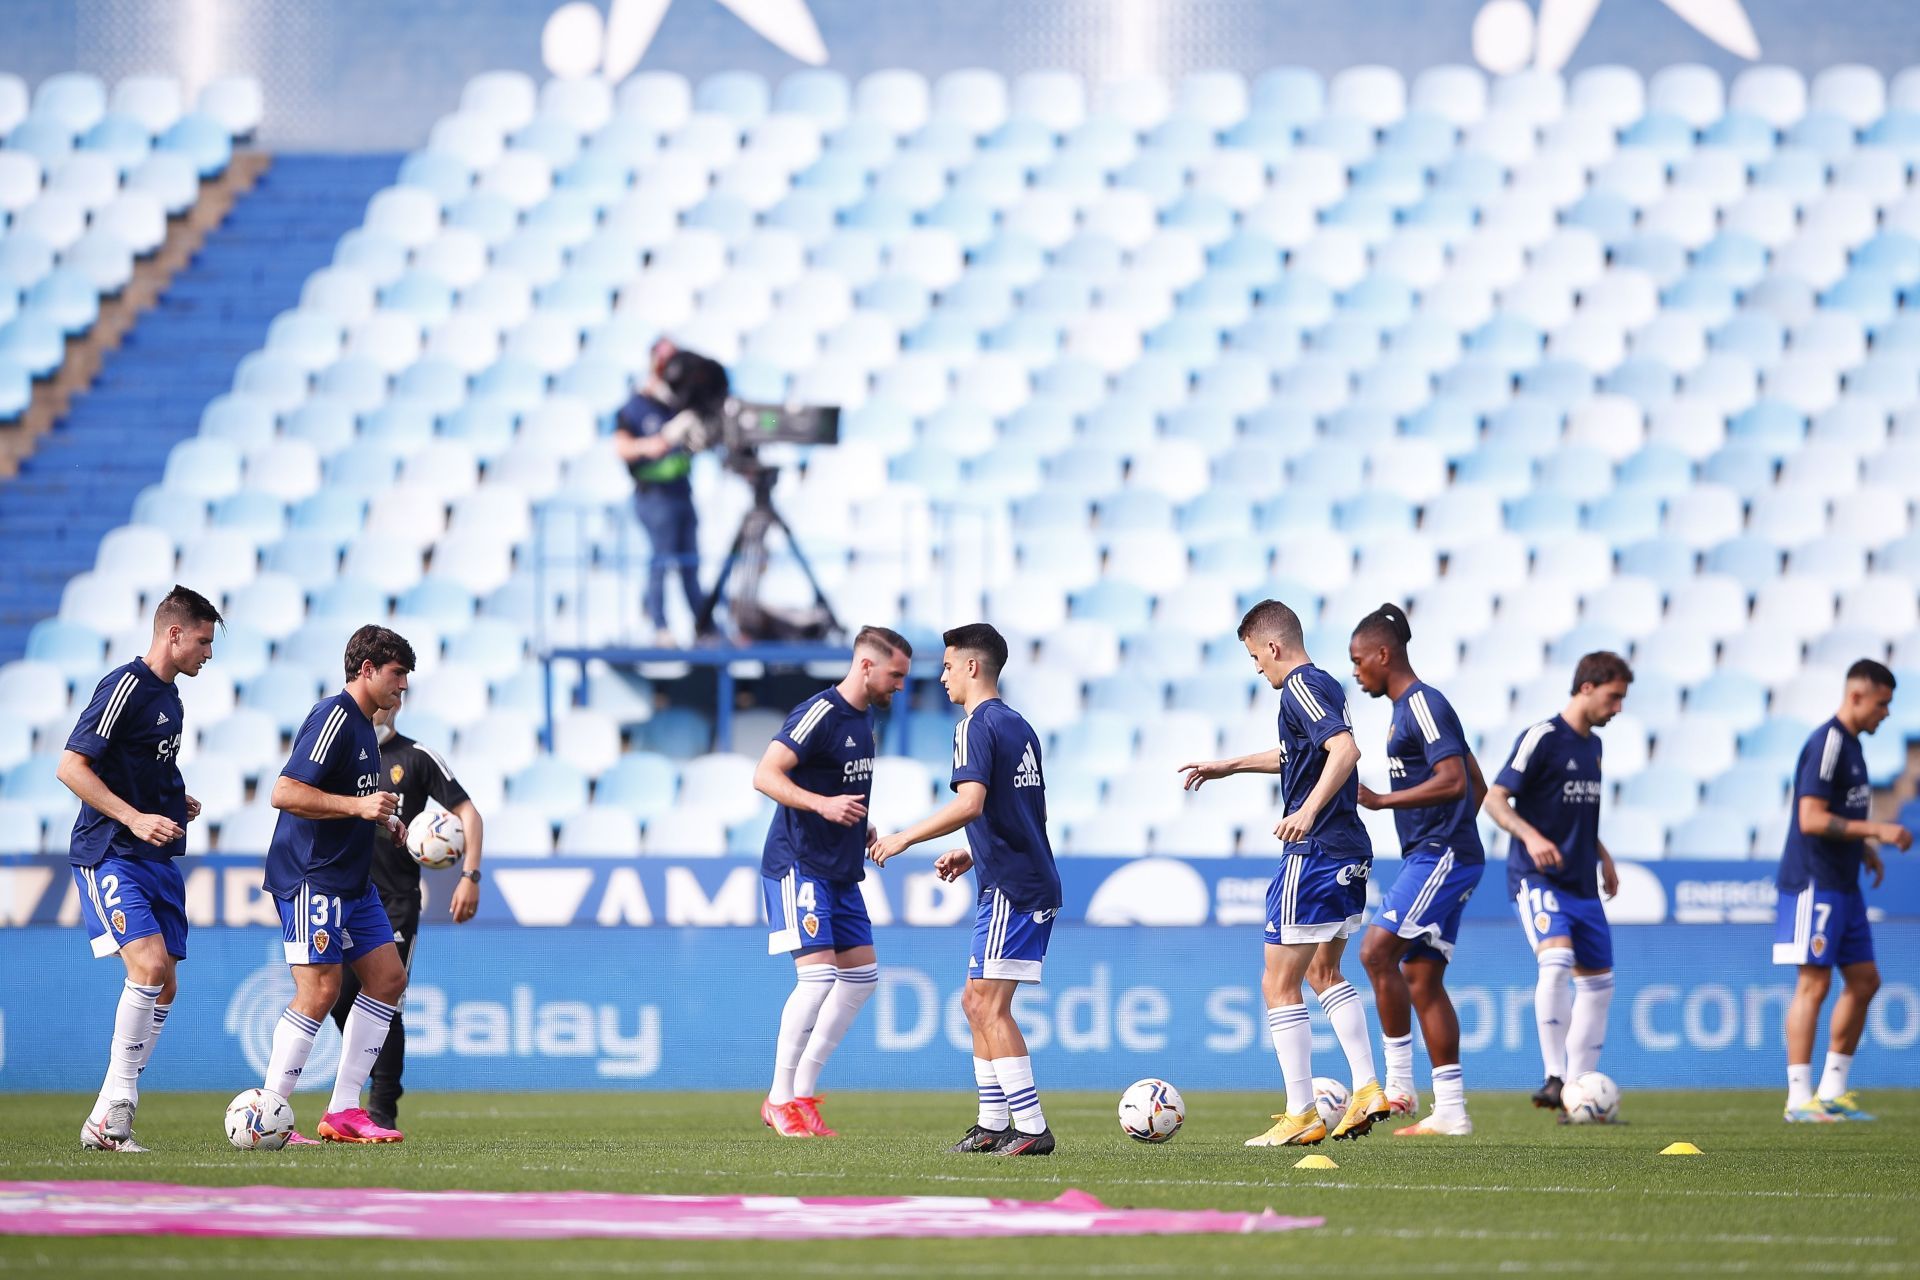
left=694, top=459, right=842, bottom=641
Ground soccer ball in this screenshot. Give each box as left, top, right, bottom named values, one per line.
left=1561, top=1071, right=1621, bottom=1124
left=225, top=1088, right=294, bottom=1150
left=406, top=808, right=464, bottom=870
left=1312, top=1076, right=1349, bottom=1129
left=1117, top=1078, right=1185, bottom=1143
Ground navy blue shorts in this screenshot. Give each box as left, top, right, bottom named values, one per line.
left=1773, top=885, right=1874, bottom=969
left=1515, top=876, right=1613, bottom=970
left=1376, top=843, right=1484, bottom=962
left=968, top=887, right=1055, bottom=984
left=74, top=855, right=188, bottom=960
left=763, top=869, right=873, bottom=955
left=1264, top=847, right=1371, bottom=946
left=276, top=882, right=395, bottom=965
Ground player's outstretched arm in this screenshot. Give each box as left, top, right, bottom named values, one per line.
left=752, top=741, right=866, bottom=827
left=871, top=782, right=986, bottom=865
left=1275, top=731, right=1360, bottom=842
left=1177, top=748, right=1282, bottom=790
left=55, top=750, right=182, bottom=846
left=1360, top=754, right=1469, bottom=811
left=1797, top=794, right=1911, bottom=850
left=1484, top=783, right=1561, bottom=870
left=271, top=774, right=397, bottom=825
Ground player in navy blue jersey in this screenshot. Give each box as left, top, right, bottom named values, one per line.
left=58, top=585, right=222, bottom=1151
left=871, top=623, right=1062, bottom=1156
left=257, top=625, right=414, bottom=1145
left=1179, top=599, right=1388, bottom=1147
left=1774, top=660, right=1911, bottom=1123
left=1349, top=605, right=1489, bottom=1138
left=1485, top=650, right=1632, bottom=1117
left=753, top=625, right=913, bottom=1139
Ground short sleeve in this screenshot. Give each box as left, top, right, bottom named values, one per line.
left=282, top=702, right=350, bottom=787
left=415, top=742, right=471, bottom=811
left=1409, top=688, right=1467, bottom=766
left=950, top=712, right=993, bottom=791
left=65, top=669, right=139, bottom=760
left=1285, top=671, right=1351, bottom=751
left=1795, top=727, right=1845, bottom=803
left=1495, top=722, right=1552, bottom=794
left=774, top=697, right=834, bottom=762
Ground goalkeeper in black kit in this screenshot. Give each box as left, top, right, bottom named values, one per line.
left=327, top=701, right=485, bottom=1130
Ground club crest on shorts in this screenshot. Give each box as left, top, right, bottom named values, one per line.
left=1534, top=911, right=1551, bottom=934
left=802, top=912, right=819, bottom=939
left=110, top=909, right=126, bottom=935
left=313, top=929, right=331, bottom=955
left=1811, top=933, right=1827, bottom=957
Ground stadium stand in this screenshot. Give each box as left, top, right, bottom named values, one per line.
left=2, top=61, right=1918, bottom=864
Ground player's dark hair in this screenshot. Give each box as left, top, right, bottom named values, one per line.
left=854, top=625, right=913, bottom=660
left=344, top=624, right=417, bottom=680
left=1847, top=658, right=1896, bottom=690
left=153, top=584, right=223, bottom=631
left=1571, top=650, right=1634, bottom=694
left=943, top=622, right=1008, bottom=679
left=1237, top=598, right=1304, bottom=649
left=1351, top=603, right=1412, bottom=653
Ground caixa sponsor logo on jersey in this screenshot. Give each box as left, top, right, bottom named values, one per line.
left=1562, top=778, right=1603, bottom=803
left=1386, top=756, right=1406, bottom=779
left=357, top=772, right=379, bottom=796
left=842, top=758, right=873, bottom=783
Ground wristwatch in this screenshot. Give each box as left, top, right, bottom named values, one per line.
left=459, top=869, right=482, bottom=883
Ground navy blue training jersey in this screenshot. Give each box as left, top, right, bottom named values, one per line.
left=761, top=687, right=875, bottom=883
left=1386, top=681, right=1486, bottom=862
left=1496, top=715, right=1604, bottom=899
left=1276, top=664, right=1372, bottom=860
left=950, top=698, right=1061, bottom=913
left=65, top=659, right=188, bottom=867
left=1777, top=717, right=1871, bottom=893
left=262, top=692, right=384, bottom=899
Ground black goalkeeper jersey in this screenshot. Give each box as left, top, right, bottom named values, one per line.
left=370, top=731, right=471, bottom=902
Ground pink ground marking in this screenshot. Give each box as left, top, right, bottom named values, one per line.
left=0, top=1181, right=1319, bottom=1240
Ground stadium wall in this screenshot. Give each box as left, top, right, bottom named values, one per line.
left=3, top=858, right=1914, bottom=1093
left=4, top=0, right=1918, bottom=150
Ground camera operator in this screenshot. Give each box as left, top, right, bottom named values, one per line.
left=612, top=338, right=720, bottom=647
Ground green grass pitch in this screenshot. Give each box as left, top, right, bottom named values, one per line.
left=2, top=1090, right=1916, bottom=1278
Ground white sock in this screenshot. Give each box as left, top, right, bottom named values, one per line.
left=1535, top=950, right=1574, bottom=1079
left=265, top=1006, right=321, bottom=1100
left=1315, top=981, right=1378, bottom=1090
left=974, top=1056, right=1009, bottom=1129
left=794, top=963, right=878, bottom=1097
left=328, top=993, right=399, bottom=1114
left=1816, top=1051, right=1853, bottom=1102
left=770, top=965, right=836, bottom=1105
left=994, top=1055, right=1046, bottom=1135
left=1383, top=1032, right=1415, bottom=1093
left=137, top=1003, right=171, bottom=1081
left=1267, top=1003, right=1314, bottom=1115
left=1787, top=1062, right=1815, bottom=1108
left=1568, top=972, right=1614, bottom=1079
left=90, top=980, right=161, bottom=1122
left=1432, top=1063, right=1467, bottom=1120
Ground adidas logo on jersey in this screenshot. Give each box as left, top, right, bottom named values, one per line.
left=845, top=736, right=857, bottom=748
left=1565, top=759, right=1577, bottom=770
left=155, top=712, right=169, bottom=725
left=359, top=748, right=370, bottom=760
left=1013, top=742, right=1042, bottom=788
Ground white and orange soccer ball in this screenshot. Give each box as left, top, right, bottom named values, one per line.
left=1312, top=1076, right=1349, bottom=1129
left=406, top=808, right=465, bottom=870
left=1117, top=1078, right=1185, bottom=1143
left=1561, top=1071, right=1621, bottom=1124
left=225, top=1088, right=294, bottom=1150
